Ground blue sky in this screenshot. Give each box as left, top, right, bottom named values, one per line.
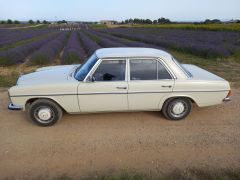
left=0, top=0, right=239, bottom=22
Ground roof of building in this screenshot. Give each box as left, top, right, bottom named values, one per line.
left=95, top=48, right=172, bottom=59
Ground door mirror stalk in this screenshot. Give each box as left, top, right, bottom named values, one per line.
left=86, top=76, right=96, bottom=83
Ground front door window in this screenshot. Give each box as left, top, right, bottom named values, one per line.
left=93, top=60, right=126, bottom=81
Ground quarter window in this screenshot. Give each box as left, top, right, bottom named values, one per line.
left=93, top=60, right=126, bottom=81
left=130, top=59, right=172, bottom=80
left=158, top=61, right=172, bottom=79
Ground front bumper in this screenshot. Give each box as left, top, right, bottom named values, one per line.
left=8, top=103, right=22, bottom=110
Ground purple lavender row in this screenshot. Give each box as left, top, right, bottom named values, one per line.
left=85, top=30, right=126, bottom=48
left=92, top=30, right=164, bottom=49
left=61, top=31, right=86, bottom=64
left=0, top=28, right=56, bottom=47
left=28, top=32, right=68, bottom=65
left=78, top=31, right=101, bottom=56
left=0, top=32, right=60, bottom=66
left=98, top=28, right=240, bottom=57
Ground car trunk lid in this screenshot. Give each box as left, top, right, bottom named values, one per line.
left=182, top=64, right=225, bottom=81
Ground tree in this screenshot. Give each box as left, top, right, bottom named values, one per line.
left=29, top=20, right=34, bottom=24
left=0, top=20, right=6, bottom=24
left=153, top=20, right=158, bottom=24
left=158, top=17, right=171, bottom=24
left=14, top=20, right=20, bottom=24
left=204, top=19, right=221, bottom=24
left=42, top=20, right=49, bottom=24
left=36, top=20, right=40, bottom=24
left=7, top=19, right=13, bottom=24
left=211, top=19, right=221, bottom=24
left=145, top=19, right=152, bottom=24
left=57, top=20, right=67, bottom=24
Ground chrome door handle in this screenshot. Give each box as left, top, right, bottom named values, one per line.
left=116, top=86, right=127, bottom=90
left=162, top=85, right=172, bottom=88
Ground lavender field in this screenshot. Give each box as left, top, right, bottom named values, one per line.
left=98, top=28, right=240, bottom=58
left=0, top=26, right=240, bottom=67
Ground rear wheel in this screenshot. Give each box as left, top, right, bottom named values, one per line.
left=162, top=97, right=192, bottom=120
left=27, top=99, right=63, bottom=126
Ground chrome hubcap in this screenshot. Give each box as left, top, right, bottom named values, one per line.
left=172, top=102, right=185, bottom=115
left=37, top=108, right=52, bottom=121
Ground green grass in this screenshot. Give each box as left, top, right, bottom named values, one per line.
left=110, top=23, right=240, bottom=32
left=89, top=24, right=108, bottom=29
left=0, top=24, right=47, bottom=29
left=0, top=72, right=19, bottom=87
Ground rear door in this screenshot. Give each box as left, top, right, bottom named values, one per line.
left=127, top=58, right=174, bottom=110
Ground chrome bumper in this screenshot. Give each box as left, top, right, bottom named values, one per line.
left=8, top=103, right=22, bottom=110
left=223, top=97, right=231, bottom=102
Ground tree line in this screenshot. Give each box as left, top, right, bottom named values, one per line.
left=1, top=18, right=240, bottom=25
left=122, top=18, right=171, bottom=24
left=0, top=19, right=50, bottom=24
left=121, top=18, right=240, bottom=24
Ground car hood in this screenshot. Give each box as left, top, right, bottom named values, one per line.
left=17, top=65, right=80, bottom=85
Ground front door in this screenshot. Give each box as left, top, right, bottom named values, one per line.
left=128, top=58, right=174, bottom=110
left=78, top=59, right=128, bottom=112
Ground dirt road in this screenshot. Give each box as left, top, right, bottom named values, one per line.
left=0, top=89, right=240, bottom=178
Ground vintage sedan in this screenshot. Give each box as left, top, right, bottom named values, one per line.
left=8, top=48, right=231, bottom=126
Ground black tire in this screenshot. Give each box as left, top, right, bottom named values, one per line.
left=162, top=97, right=192, bottom=121
left=27, top=99, right=63, bottom=127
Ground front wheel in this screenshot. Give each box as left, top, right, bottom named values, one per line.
left=27, top=99, right=63, bottom=126
left=162, top=98, right=192, bottom=120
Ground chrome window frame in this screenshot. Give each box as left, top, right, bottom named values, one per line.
left=128, top=57, right=176, bottom=82
left=172, top=57, right=192, bottom=78
left=83, top=58, right=128, bottom=82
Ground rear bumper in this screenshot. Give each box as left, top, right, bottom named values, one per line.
left=8, top=103, right=22, bottom=110
left=223, top=97, right=231, bottom=102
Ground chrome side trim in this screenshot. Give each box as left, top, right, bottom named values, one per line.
left=10, top=90, right=229, bottom=97
left=8, top=103, right=22, bottom=110
left=10, top=94, right=77, bottom=97
left=173, top=90, right=229, bottom=93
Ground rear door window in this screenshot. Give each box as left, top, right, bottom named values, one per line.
left=130, top=59, right=172, bottom=80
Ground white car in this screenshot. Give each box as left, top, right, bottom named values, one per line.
left=8, top=48, right=231, bottom=126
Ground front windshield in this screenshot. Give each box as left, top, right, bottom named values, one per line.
left=74, top=54, right=98, bottom=81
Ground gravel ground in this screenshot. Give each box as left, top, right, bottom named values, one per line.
left=0, top=89, right=240, bottom=179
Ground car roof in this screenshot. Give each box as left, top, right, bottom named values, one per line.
left=95, top=48, right=172, bottom=59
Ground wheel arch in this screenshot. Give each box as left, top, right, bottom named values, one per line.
left=159, top=95, right=198, bottom=110
left=25, top=97, right=67, bottom=113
